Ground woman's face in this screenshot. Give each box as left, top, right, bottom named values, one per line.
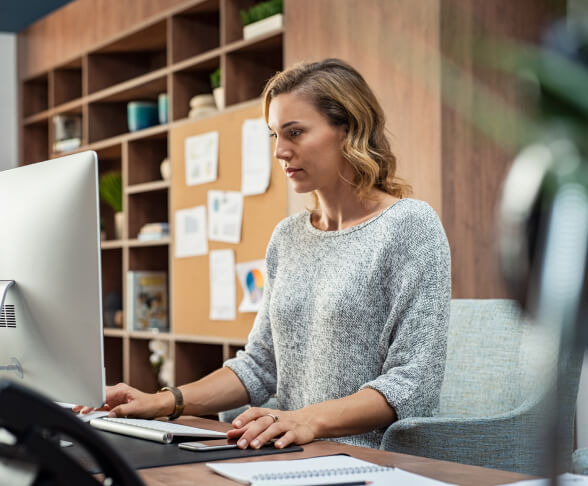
left=267, top=92, right=348, bottom=194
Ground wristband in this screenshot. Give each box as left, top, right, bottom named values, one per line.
left=158, top=386, right=184, bottom=420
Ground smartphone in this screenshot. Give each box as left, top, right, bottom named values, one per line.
left=178, top=439, right=239, bottom=451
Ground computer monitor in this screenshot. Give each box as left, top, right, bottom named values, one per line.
left=0, top=151, right=105, bottom=407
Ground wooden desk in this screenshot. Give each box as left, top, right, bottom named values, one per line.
left=137, top=417, right=533, bottom=486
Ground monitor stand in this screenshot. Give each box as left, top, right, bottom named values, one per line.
left=0, top=280, right=22, bottom=379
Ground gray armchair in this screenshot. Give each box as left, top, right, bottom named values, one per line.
left=380, top=299, right=583, bottom=476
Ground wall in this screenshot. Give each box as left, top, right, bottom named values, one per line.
left=0, top=33, right=17, bottom=171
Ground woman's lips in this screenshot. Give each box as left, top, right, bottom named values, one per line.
left=285, top=167, right=303, bottom=178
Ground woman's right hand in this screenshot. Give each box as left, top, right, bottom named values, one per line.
left=72, top=382, right=174, bottom=419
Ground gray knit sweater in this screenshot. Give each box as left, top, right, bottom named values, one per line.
left=224, top=198, right=451, bottom=448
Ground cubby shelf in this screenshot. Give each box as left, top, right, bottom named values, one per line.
left=19, top=0, right=285, bottom=392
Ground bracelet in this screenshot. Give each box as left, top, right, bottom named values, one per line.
left=158, top=386, right=184, bottom=420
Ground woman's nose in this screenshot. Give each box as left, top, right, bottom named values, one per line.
left=274, top=138, right=292, bottom=161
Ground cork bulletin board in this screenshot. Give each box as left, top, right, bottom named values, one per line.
left=170, top=101, right=288, bottom=340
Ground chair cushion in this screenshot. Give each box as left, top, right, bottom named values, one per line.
left=440, top=299, right=529, bottom=416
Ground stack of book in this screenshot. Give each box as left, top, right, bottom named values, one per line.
left=138, top=222, right=169, bottom=241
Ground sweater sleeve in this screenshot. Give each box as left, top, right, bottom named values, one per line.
left=360, top=205, right=451, bottom=420
left=223, top=232, right=280, bottom=406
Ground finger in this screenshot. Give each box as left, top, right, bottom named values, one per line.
left=236, top=415, right=277, bottom=449
left=232, top=407, right=272, bottom=428
left=107, top=403, right=136, bottom=418
left=250, top=422, right=286, bottom=449
left=274, top=430, right=296, bottom=449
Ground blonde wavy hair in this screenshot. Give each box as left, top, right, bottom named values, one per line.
left=262, top=58, right=411, bottom=203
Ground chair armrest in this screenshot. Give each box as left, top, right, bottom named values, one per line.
left=380, top=400, right=557, bottom=476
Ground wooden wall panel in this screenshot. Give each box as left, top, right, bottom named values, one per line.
left=18, top=0, right=186, bottom=79
left=284, top=0, right=566, bottom=299
left=170, top=102, right=288, bottom=340
left=283, top=0, right=442, bottom=216
left=440, top=0, right=566, bottom=298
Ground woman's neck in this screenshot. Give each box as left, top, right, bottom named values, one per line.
left=312, top=188, right=399, bottom=231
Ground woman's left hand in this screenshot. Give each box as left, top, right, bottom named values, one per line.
left=226, top=407, right=316, bottom=449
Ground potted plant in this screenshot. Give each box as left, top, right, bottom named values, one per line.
left=210, top=67, right=224, bottom=110
left=99, top=171, right=123, bottom=240
left=240, top=0, right=283, bottom=41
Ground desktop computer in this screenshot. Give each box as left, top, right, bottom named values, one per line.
left=0, top=151, right=106, bottom=407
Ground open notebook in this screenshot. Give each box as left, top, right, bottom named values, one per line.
left=207, top=455, right=456, bottom=485
left=74, top=410, right=226, bottom=444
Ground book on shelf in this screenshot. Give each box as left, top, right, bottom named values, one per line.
left=52, top=114, right=82, bottom=154
left=53, top=137, right=81, bottom=153
left=137, top=222, right=169, bottom=241
left=126, top=271, right=168, bottom=332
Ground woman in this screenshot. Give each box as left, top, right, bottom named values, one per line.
left=80, top=58, right=451, bottom=450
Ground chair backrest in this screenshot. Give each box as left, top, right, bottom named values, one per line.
left=439, top=299, right=559, bottom=417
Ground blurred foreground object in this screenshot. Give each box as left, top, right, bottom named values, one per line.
left=498, top=16, right=588, bottom=482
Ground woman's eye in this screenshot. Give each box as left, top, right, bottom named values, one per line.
left=289, top=129, right=302, bottom=137
left=268, top=132, right=277, bottom=139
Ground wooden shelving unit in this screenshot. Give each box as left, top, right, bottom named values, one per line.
left=18, top=0, right=284, bottom=392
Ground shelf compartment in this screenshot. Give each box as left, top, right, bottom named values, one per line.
left=129, top=245, right=169, bottom=273
left=102, top=247, right=123, bottom=329
left=224, top=32, right=283, bottom=107
left=224, top=0, right=261, bottom=44
left=127, top=189, right=169, bottom=240
left=175, top=342, right=223, bottom=386
left=22, top=120, right=49, bottom=165
left=129, top=338, right=162, bottom=392
left=127, top=132, right=168, bottom=186
left=52, top=57, right=83, bottom=106
left=88, top=75, right=167, bottom=143
left=171, top=0, right=220, bottom=63
left=87, top=20, right=167, bottom=94
left=104, top=336, right=123, bottom=386
left=97, top=146, right=123, bottom=241
left=171, top=55, right=220, bottom=121
left=22, top=73, right=49, bottom=117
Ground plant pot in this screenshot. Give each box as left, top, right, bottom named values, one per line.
left=114, top=211, right=124, bottom=240
left=213, top=86, right=225, bottom=110
left=243, top=13, right=283, bottom=41
left=160, top=158, right=171, bottom=181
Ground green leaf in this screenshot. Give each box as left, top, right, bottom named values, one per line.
left=99, top=171, right=123, bottom=213
left=240, top=0, right=283, bottom=26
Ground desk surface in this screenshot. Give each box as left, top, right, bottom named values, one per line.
left=136, top=417, right=532, bottom=486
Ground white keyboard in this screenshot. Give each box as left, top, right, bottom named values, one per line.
left=90, top=417, right=226, bottom=443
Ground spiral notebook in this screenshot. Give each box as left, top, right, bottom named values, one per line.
left=206, top=454, right=456, bottom=485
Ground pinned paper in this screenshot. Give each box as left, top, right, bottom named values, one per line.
left=241, top=118, right=271, bottom=196
left=207, top=190, right=244, bottom=244
left=185, top=131, right=219, bottom=186
left=209, top=249, right=236, bottom=321
left=175, top=206, right=208, bottom=258
left=236, top=259, right=266, bottom=313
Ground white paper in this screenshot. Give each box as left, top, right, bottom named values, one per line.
left=185, top=131, right=219, bottom=186
left=235, top=259, right=266, bottom=313
left=241, top=117, right=272, bottom=196
left=207, top=190, right=244, bottom=244
left=175, top=206, right=208, bottom=258
left=209, top=249, right=236, bottom=321
left=207, top=455, right=456, bottom=486
left=501, top=473, right=588, bottom=486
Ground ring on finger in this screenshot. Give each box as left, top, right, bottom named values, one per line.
left=264, top=413, right=279, bottom=423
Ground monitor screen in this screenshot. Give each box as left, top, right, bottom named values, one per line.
left=0, top=151, right=105, bottom=407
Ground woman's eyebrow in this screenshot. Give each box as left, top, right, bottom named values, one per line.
left=268, top=120, right=300, bottom=132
